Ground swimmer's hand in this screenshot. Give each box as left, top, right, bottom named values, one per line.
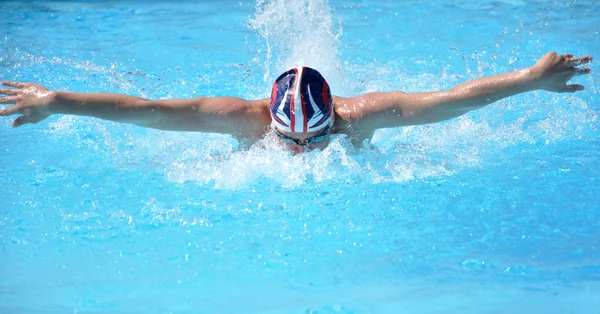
left=0, top=81, right=54, bottom=127
left=530, top=52, right=592, bottom=93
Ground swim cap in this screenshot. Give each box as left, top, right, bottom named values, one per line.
left=270, top=66, right=334, bottom=133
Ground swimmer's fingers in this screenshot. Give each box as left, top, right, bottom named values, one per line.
left=2, top=81, right=27, bottom=89
left=0, top=96, right=19, bottom=105
left=559, top=68, right=591, bottom=92
left=561, top=84, right=585, bottom=93
left=570, top=67, right=591, bottom=77
left=566, top=56, right=593, bottom=67
left=0, top=106, right=20, bottom=117
left=0, top=88, right=18, bottom=95
left=0, top=97, right=22, bottom=116
left=557, top=66, right=592, bottom=81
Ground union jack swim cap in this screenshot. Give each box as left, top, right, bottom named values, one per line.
left=270, top=66, right=334, bottom=133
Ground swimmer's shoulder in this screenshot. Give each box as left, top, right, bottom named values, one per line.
left=248, top=98, right=271, bottom=123
left=237, top=98, right=271, bottom=139
left=333, top=95, right=370, bottom=127
left=332, top=96, right=375, bottom=144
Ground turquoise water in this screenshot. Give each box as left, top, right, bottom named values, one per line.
left=1, top=0, right=599, bottom=313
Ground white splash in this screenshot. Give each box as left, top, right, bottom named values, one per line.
left=248, top=0, right=346, bottom=94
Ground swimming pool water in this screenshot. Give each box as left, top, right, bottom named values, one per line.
left=1, top=0, right=599, bottom=313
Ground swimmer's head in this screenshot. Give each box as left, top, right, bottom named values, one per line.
left=269, top=67, right=334, bottom=134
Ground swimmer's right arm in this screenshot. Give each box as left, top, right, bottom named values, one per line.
left=336, top=52, right=592, bottom=135
left=0, top=81, right=271, bottom=138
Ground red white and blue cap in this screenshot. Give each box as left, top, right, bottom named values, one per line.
left=270, top=66, right=334, bottom=133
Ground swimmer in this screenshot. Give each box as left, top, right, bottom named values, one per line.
left=0, top=52, right=593, bottom=153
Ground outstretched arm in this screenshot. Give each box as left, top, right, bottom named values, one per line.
left=338, top=52, right=592, bottom=134
left=0, top=82, right=272, bottom=139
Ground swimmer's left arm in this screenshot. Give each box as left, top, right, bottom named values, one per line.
left=341, top=52, right=592, bottom=133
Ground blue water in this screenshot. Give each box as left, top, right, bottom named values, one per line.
left=1, top=0, right=599, bottom=313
